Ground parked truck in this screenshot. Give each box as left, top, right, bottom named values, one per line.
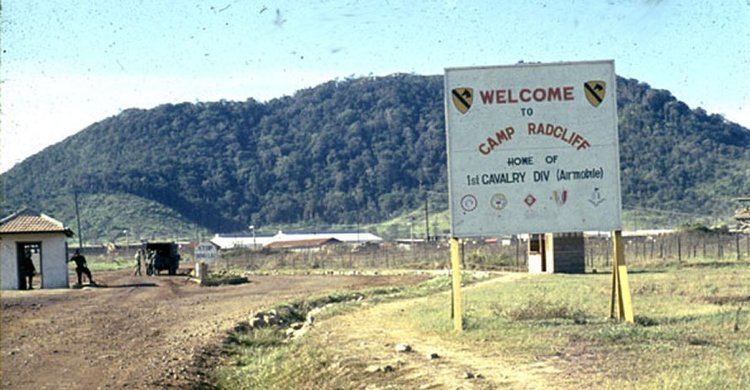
left=143, top=242, right=181, bottom=276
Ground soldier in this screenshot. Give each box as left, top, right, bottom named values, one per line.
left=68, top=249, right=96, bottom=286
left=146, top=249, right=155, bottom=275
left=133, top=249, right=143, bottom=276
left=20, top=250, right=36, bottom=290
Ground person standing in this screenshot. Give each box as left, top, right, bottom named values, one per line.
left=133, top=249, right=142, bottom=276
left=20, top=250, right=36, bottom=290
left=68, top=249, right=95, bottom=286
left=146, top=249, right=155, bottom=275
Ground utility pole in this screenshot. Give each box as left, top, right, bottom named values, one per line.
left=424, top=198, right=430, bottom=242
left=409, top=216, right=415, bottom=244
left=124, top=229, right=129, bottom=259
left=409, top=215, right=415, bottom=259
left=249, top=225, right=256, bottom=249
left=74, top=189, right=83, bottom=251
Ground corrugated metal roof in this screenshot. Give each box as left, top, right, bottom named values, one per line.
left=211, top=230, right=383, bottom=249
left=0, top=208, right=73, bottom=236
left=271, top=231, right=383, bottom=244
left=210, top=234, right=276, bottom=249
left=265, top=237, right=341, bottom=249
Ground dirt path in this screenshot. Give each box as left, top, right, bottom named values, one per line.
left=0, top=269, right=426, bottom=389
left=311, top=274, right=557, bottom=389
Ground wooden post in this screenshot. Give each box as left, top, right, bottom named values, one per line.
left=677, top=235, right=682, bottom=263
left=605, top=235, right=610, bottom=266
left=73, top=190, right=84, bottom=251
left=668, top=237, right=673, bottom=259
left=610, top=231, right=634, bottom=323
left=450, top=237, right=462, bottom=331
left=736, top=234, right=741, bottom=261
left=659, top=239, right=664, bottom=259
left=640, top=240, right=645, bottom=261
left=650, top=239, right=655, bottom=260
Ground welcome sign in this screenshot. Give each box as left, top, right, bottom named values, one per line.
left=445, top=60, right=622, bottom=237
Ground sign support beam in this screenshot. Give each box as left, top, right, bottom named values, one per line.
left=610, top=230, right=634, bottom=323
left=450, top=237, right=463, bottom=331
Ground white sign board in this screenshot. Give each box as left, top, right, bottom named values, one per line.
left=445, top=60, right=622, bottom=237
left=195, top=241, right=218, bottom=263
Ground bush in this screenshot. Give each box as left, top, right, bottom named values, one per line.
left=635, top=315, right=660, bottom=327
left=492, top=299, right=588, bottom=322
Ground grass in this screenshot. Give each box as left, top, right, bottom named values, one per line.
left=70, top=255, right=133, bottom=272
left=214, top=331, right=359, bottom=389
left=399, top=264, right=750, bottom=388
left=209, top=274, right=487, bottom=389
left=208, top=262, right=749, bottom=389
left=365, top=208, right=451, bottom=240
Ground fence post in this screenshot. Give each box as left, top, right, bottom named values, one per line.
left=659, top=239, right=664, bottom=259
left=605, top=235, right=610, bottom=266
left=736, top=234, right=741, bottom=261
left=677, top=235, right=682, bottom=263
left=650, top=239, right=655, bottom=260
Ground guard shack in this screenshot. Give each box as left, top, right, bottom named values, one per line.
left=0, top=209, right=73, bottom=290
left=528, top=233, right=585, bottom=274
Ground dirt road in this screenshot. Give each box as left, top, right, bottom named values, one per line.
left=309, top=274, right=555, bottom=389
left=0, top=269, right=426, bottom=389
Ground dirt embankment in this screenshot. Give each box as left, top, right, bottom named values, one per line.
left=0, top=269, right=426, bottom=389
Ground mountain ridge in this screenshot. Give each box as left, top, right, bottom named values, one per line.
left=2, top=73, right=748, bottom=241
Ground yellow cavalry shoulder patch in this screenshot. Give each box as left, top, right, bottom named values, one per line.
left=584, top=80, right=606, bottom=107
left=451, top=87, right=473, bottom=114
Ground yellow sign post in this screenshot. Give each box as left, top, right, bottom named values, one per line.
left=450, top=237, right=463, bottom=331
left=610, top=230, right=634, bottom=323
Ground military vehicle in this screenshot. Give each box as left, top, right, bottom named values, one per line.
left=143, top=242, right=181, bottom=276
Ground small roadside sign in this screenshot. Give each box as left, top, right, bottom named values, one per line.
left=195, top=241, right=218, bottom=263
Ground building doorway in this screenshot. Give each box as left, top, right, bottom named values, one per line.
left=16, top=242, right=42, bottom=290
left=529, top=234, right=547, bottom=272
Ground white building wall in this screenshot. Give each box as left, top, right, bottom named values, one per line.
left=1, top=233, right=70, bottom=290
left=527, top=254, right=545, bottom=274
left=0, top=238, right=19, bottom=290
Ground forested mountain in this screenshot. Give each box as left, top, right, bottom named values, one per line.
left=2, top=74, right=748, bottom=241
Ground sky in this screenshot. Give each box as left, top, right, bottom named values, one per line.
left=1, top=0, right=749, bottom=172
